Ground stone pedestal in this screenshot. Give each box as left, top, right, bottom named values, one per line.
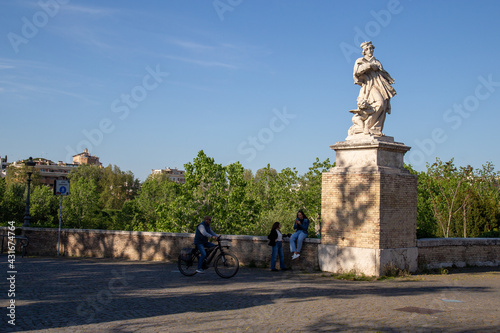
left=319, top=135, right=418, bottom=276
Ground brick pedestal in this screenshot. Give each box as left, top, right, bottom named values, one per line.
left=319, top=135, right=418, bottom=276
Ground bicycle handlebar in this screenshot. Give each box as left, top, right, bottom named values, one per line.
left=215, top=235, right=231, bottom=241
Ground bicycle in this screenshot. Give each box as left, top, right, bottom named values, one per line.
left=178, top=237, right=239, bottom=278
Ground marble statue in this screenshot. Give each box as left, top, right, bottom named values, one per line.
left=348, top=41, right=396, bottom=138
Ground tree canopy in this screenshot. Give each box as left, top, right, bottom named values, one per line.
left=1, top=153, right=498, bottom=239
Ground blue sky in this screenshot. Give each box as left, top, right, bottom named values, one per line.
left=1, top=0, right=500, bottom=181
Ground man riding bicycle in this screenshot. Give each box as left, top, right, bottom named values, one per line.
left=194, top=216, right=220, bottom=274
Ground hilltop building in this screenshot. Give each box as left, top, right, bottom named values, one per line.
left=73, top=148, right=102, bottom=166
left=32, top=158, right=77, bottom=188
left=5, top=149, right=103, bottom=188
left=151, top=167, right=185, bottom=184
left=0, top=155, right=8, bottom=178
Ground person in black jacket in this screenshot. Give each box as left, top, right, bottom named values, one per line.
left=267, top=222, right=288, bottom=271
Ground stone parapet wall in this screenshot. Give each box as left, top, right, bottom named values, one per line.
left=2, top=228, right=499, bottom=272
left=417, top=238, right=500, bottom=269
left=5, top=227, right=320, bottom=271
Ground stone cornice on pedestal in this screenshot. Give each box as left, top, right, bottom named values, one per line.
left=330, top=135, right=411, bottom=174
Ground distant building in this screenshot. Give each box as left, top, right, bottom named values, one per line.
left=0, top=155, right=8, bottom=178
left=151, top=167, right=185, bottom=184
left=73, top=148, right=102, bottom=167
left=8, top=158, right=77, bottom=188
left=5, top=149, right=103, bottom=188
left=32, top=158, right=77, bottom=188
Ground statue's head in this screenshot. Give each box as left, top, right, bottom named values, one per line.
left=360, top=41, right=374, bottom=55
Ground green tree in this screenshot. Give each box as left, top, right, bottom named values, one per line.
left=243, top=169, right=254, bottom=182
left=30, top=185, right=59, bottom=227
left=221, top=161, right=260, bottom=234
left=298, top=158, right=334, bottom=237
left=405, top=164, right=438, bottom=238
left=99, top=164, right=140, bottom=210
left=248, top=165, right=300, bottom=235
left=424, top=159, right=472, bottom=238
left=0, top=182, right=25, bottom=224
left=112, top=200, right=143, bottom=231
left=0, top=177, right=6, bottom=222
left=172, top=151, right=262, bottom=235
left=132, top=173, right=175, bottom=231
left=62, top=176, right=100, bottom=229
left=4, top=162, right=41, bottom=187
left=182, top=151, right=232, bottom=232
left=464, top=162, right=500, bottom=237
left=148, top=175, right=180, bottom=232
left=68, top=164, right=103, bottom=189
left=253, top=165, right=279, bottom=212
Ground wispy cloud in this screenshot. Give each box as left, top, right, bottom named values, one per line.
left=61, top=26, right=115, bottom=50
left=0, top=79, right=97, bottom=104
left=0, top=58, right=54, bottom=71
left=161, top=54, right=237, bottom=69
left=160, top=37, right=271, bottom=71
left=0, top=58, right=98, bottom=103
left=165, top=38, right=216, bottom=52
left=62, top=4, right=117, bottom=17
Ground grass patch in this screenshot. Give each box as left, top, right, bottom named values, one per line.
left=326, top=269, right=377, bottom=281
left=320, top=264, right=415, bottom=282
left=417, top=264, right=449, bottom=275
left=382, top=262, right=412, bottom=278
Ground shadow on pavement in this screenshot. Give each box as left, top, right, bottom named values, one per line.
left=1, top=257, right=498, bottom=332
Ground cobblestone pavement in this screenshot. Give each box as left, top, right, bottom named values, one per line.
left=1, top=256, right=499, bottom=332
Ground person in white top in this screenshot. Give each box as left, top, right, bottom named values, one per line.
left=267, top=222, right=288, bottom=271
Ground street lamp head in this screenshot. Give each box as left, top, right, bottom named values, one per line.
left=25, top=157, right=36, bottom=167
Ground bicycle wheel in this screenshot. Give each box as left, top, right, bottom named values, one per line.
left=214, top=252, right=239, bottom=278
left=178, top=253, right=199, bottom=276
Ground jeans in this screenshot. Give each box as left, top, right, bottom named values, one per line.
left=290, top=231, right=307, bottom=253
left=196, top=242, right=215, bottom=269
left=271, top=241, right=286, bottom=270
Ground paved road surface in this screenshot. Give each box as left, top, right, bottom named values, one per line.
left=1, top=257, right=499, bottom=332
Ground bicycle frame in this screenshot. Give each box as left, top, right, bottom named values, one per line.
left=197, top=238, right=229, bottom=267
left=178, top=237, right=239, bottom=278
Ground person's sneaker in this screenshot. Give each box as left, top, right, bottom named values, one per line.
left=271, top=269, right=279, bottom=272
left=196, top=269, right=205, bottom=274
left=292, top=253, right=300, bottom=260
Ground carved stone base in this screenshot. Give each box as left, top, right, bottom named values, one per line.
left=320, top=136, right=417, bottom=276
left=332, top=135, right=410, bottom=172
left=318, top=244, right=418, bottom=276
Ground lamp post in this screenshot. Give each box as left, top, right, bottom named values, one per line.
left=23, top=157, right=36, bottom=227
